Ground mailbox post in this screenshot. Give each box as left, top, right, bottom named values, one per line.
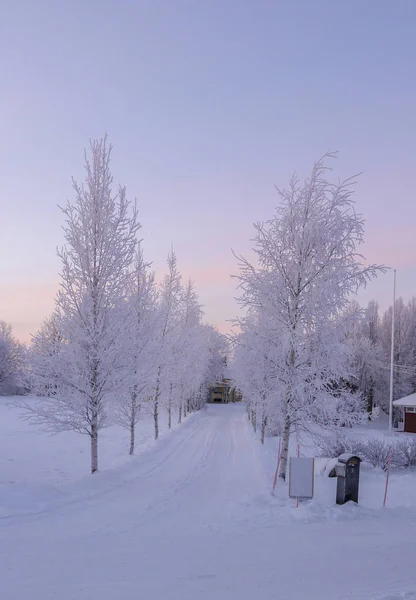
left=335, top=453, right=362, bottom=505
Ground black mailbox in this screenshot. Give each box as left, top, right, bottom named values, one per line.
left=336, top=453, right=362, bottom=505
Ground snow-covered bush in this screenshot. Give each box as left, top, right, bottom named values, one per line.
left=358, top=438, right=405, bottom=470
left=315, top=431, right=416, bottom=470
left=358, top=439, right=392, bottom=470
left=395, top=438, right=416, bottom=468
left=314, top=432, right=358, bottom=458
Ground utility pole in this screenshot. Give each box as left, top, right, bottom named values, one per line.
left=388, top=268, right=396, bottom=436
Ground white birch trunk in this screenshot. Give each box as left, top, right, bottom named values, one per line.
left=91, top=417, right=98, bottom=474
left=129, top=398, right=136, bottom=455
left=278, top=411, right=291, bottom=481
left=279, top=346, right=295, bottom=480
left=260, top=413, right=267, bottom=444
left=153, top=398, right=159, bottom=440
left=129, top=419, right=135, bottom=455
left=168, top=383, right=172, bottom=429
left=153, top=367, right=162, bottom=440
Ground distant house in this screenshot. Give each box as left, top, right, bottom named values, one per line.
left=393, top=393, right=416, bottom=433
left=208, top=380, right=241, bottom=404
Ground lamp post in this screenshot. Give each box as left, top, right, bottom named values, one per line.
left=388, top=268, right=396, bottom=436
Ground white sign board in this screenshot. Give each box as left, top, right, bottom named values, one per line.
left=289, top=457, right=314, bottom=499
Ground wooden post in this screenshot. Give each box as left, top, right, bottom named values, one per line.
left=271, top=438, right=282, bottom=495
left=296, top=443, right=300, bottom=508
left=383, top=449, right=393, bottom=507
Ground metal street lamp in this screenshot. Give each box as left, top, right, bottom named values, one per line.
left=388, top=268, right=396, bottom=436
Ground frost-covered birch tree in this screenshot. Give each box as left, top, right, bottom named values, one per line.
left=28, top=136, right=140, bottom=473
left=29, top=312, right=65, bottom=397
left=150, top=250, right=182, bottom=439
left=116, top=245, right=158, bottom=454
left=0, top=321, right=25, bottom=394
left=344, top=296, right=416, bottom=418
left=150, top=275, right=222, bottom=429
left=203, top=327, right=228, bottom=397
left=232, top=310, right=276, bottom=442
left=173, top=280, right=204, bottom=420
left=171, top=298, right=227, bottom=418
left=345, top=301, right=383, bottom=416
left=232, top=154, right=382, bottom=480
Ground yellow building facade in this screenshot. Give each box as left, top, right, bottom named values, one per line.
left=208, top=380, right=241, bottom=403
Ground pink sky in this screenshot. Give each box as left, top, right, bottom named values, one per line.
left=2, top=2, right=415, bottom=344
left=5, top=223, right=416, bottom=345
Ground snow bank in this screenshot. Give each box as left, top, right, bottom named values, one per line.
left=249, top=414, right=416, bottom=521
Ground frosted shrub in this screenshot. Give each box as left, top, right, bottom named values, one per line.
left=316, top=433, right=416, bottom=469
left=395, top=438, right=416, bottom=468
left=314, top=432, right=357, bottom=458
left=359, top=438, right=403, bottom=470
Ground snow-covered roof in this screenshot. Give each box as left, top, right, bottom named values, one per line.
left=393, top=392, right=416, bottom=407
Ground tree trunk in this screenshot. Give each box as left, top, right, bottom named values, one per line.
left=129, top=418, right=135, bottom=455
left=154, top=369, right=162, bottom=440
left=129, top=394, right=137, bottom=455
left=168, top=383, right=172, bottom=429
left=91, top=420, right=98, bottom=474
left=260, top=413, right=267, bottom=444
left=183, top=402, right=187, bottom=419
left=279, top=347, right=295, bottom=480
left=153, top=398, right=159, bottom=440
left=178, top=404, right=182, bottom=424
left=278, top=412, right=291, bottom=480
left=251, top=410, right=257, bottom=432
left=367, top=376, right=374, bottom=419
left=90, top=354, right=100, bottom=473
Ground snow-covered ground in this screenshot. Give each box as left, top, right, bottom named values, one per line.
left=0, top=396, right=198, bottom=519
left=2, top=399, right=416, bottom=600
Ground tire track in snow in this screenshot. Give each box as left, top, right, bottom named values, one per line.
left=116, top=413, right=219, bottom=531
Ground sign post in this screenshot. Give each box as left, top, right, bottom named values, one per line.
left=289, top=457, right=314, bottom=503
left=383, top=449, right=393, bottom=507
left=271, top=438, right=282, bottom=495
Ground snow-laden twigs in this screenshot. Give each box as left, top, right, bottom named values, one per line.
left=27, top=136, right=140, bottom=473
left=230, top=154, right=384, bottom=480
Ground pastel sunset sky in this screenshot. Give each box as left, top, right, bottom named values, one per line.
left=1, top=1, right=415, bottom=342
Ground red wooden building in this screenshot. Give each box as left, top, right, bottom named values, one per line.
left=393, top=393, right=416, bottom=433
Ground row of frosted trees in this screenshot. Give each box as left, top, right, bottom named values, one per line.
left=25, top=137, right=227, bottom=473
left=0, top=321, right=25, bottom=395
left=230, top=155, right=382, bottom=481
left=347, top=297, right=416, bottom=419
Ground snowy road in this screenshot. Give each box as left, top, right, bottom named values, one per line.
left=2, top=404, right=416, bottom=600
